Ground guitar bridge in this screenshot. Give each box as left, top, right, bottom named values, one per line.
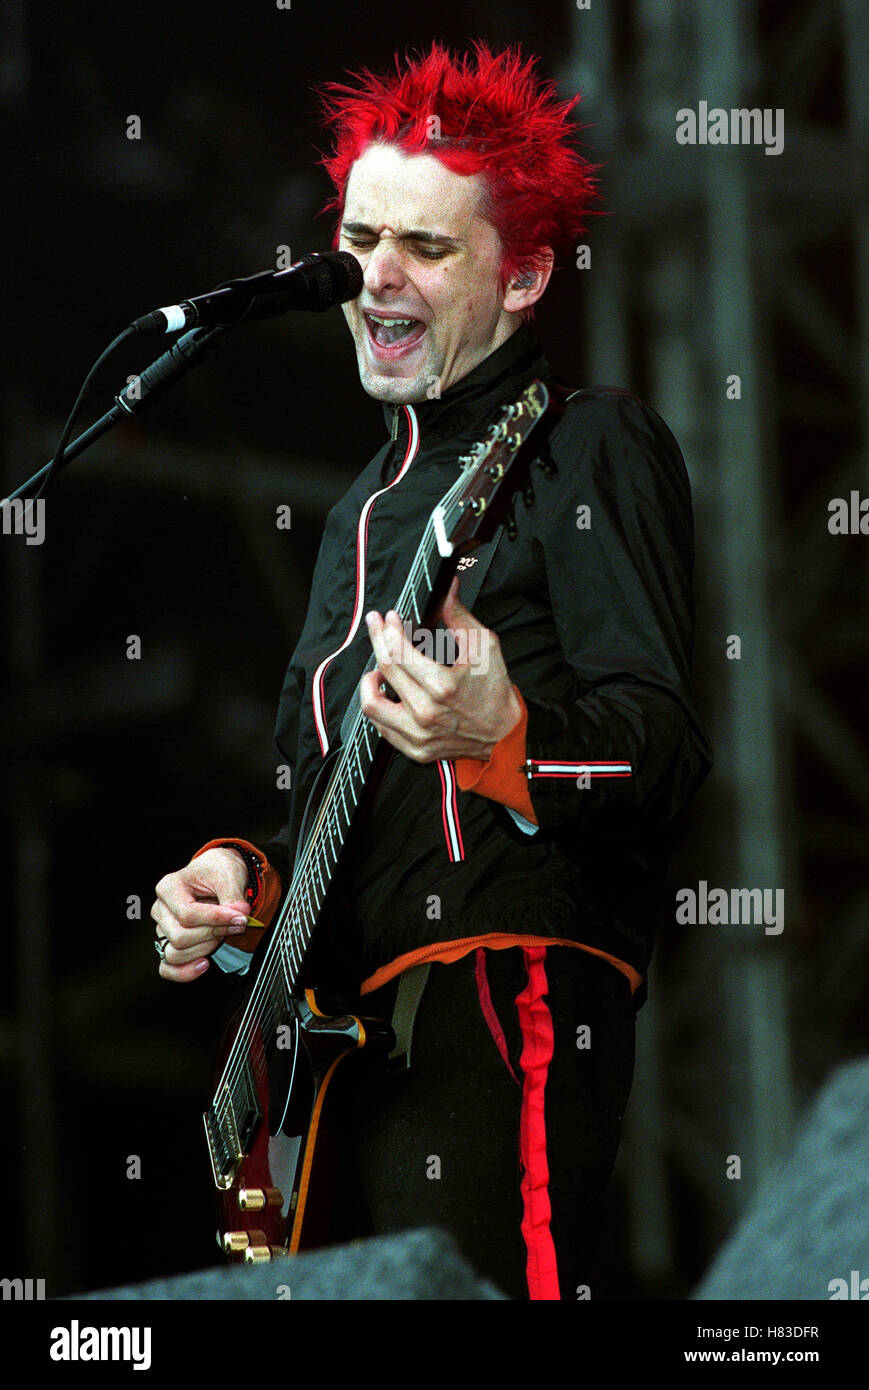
left=203, top=1076, right=260, bottom=1191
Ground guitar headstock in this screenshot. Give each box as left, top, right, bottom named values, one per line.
left=431, top=379, right=559, bottom=558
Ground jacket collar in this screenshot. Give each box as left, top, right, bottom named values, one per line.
left=380, top=321, right=551, bottom=451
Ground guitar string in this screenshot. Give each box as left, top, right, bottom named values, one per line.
left=209, top=400, right=538, bottom=1134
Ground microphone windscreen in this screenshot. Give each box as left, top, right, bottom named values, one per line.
left=331, top=251, right=364, bottom=302
left=305, top=251, right=362, bottom=310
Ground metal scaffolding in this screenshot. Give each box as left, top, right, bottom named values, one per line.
left=562, top=0, right=866, bottom=1291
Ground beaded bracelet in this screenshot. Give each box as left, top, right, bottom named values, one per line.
left=221, top=842, right=265, bottom=911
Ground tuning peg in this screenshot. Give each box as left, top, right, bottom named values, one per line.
left=522, top=483, right=535, bottom=509
left=506, top=504, right=518, bottom=541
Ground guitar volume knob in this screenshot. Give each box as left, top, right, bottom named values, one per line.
left=222, top=1229, right=267, bottom=1253
left=238, top=1186, right=284, bottom=1211
left=244, top=1244, right=272, bottom=1264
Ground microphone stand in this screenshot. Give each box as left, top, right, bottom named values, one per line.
left=7, top=323, right=230, bottom=502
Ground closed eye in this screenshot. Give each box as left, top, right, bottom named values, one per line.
left=342, top=235, right=451, bottom=261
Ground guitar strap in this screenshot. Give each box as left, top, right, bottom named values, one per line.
left=387, top=963, right=432, bottom=1072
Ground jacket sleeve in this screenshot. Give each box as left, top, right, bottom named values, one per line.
left=520, top=389, right=713, bottom=834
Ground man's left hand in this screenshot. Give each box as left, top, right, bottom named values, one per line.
left=360, top=577, right=521, bottom=763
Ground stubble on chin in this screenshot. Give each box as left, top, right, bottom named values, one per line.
left=354, top=342, right=443, bottom=405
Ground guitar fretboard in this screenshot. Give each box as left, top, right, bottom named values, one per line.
left=224, top=464, right=470, bottom=1077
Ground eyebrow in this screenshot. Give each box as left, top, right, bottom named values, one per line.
left=341, top=221, right=464, bottom=249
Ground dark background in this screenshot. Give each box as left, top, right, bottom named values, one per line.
left=2, top=0, right=866, bottom=1299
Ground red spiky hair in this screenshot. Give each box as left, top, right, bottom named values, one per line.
left=316, top=40, right=601, bottom=292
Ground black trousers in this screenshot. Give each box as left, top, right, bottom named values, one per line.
left=331, top=944, right=636, bottom=1300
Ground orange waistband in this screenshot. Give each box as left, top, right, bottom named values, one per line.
left=359, top=933, right=643, bottom=996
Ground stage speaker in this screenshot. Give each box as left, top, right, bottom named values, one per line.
left=693, top=1057, right=869, bottom=1300
left=68, top=1226, right=507, bottom=1301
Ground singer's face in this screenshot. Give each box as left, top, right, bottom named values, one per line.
left=338, top=143, right=520, bottom=403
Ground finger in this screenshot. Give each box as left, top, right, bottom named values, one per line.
left=435, top=575, right=461, bottom=621
left=160, top=935, right=221, bottom=968
left=440, top=576, right=473, bottom=628
left=158, top=957, right=211, bottom=984
left=367, top=611, right=456, bottom=703
left=151, top=900, right=250, bottom=952
left=439, top=587, right=493, bottom=669
left=359, top=670, right=419, bottom=743
left=359, top=672, right=437, bottom=760
left=366, top=611, right=421, bottom=681
left=154, top=878, right=251, bottom=934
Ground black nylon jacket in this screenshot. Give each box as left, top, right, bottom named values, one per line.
left=260, top=322, right=712, bottom=998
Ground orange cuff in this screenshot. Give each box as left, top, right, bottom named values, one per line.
left=192, top=837, right=283, bottom=954
left=454, top=687, right=538, bottom=825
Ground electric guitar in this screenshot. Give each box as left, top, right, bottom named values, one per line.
left=204, top=377, right=562, bottom=1263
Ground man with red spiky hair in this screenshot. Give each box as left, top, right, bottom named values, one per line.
left=151, top=42, right=712, bottom=1300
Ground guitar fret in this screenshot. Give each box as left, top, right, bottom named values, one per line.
left=321, top=834, right=336, bottom=875
left=288, top=922, right=303, bottom=978
left=279, top=936, right=292, bottom=993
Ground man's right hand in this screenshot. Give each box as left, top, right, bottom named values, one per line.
left=151, top=847, right=251, bottom=983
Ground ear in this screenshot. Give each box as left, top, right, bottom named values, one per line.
left=502, top=249, right=554, bottom=315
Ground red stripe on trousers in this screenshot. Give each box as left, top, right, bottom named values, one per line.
left=515, top=946, right=560, bottom=1300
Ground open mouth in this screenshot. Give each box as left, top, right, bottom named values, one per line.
left=363, top=311, right=427, bottom=356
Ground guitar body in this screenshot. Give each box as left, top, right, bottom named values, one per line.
left=209, top=987, right=391, bottom=1262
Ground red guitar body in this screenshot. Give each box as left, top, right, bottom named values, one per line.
left=209, top=988, right=391, bottom=1263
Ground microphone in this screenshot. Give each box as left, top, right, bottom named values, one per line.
left=131, top=252, right=363, bottom=334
